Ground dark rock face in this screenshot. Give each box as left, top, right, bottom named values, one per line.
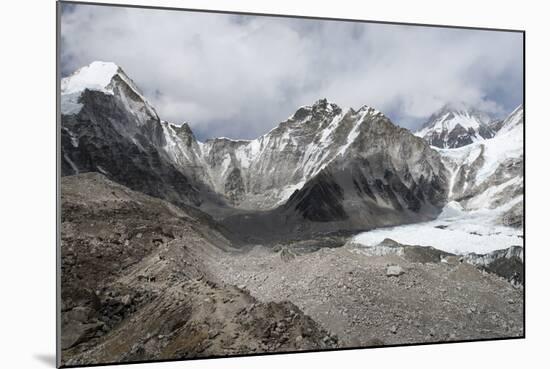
left=463, top=246, right=524, bottom=285
left=500, top=201, right=523, bottom=228
left=490, top=119, right=504, bottom=133
left=287, top=115, right=448, bottom=221
left=172, top=123, right=196, bottom=147
left=425, top=124, right=495, bottom=149
left=224, top=168, right=245, bottom=203
left=61, top=90, right=219, bottom=209
left=60, top=63, right=231, bottom=212
left=286, top=171, right=348, bottom=222
left=477, top=123, right=496, bottom=141
left=483, top=255, right=524, bottom=286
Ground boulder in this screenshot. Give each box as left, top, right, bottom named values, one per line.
left=386, top=265, right=404, bottom=277
left=61, top=321, right=103, bottom=349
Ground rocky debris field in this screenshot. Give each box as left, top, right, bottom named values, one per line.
left=209, top=241, right=523, bottom=348
left=60, top=174, right=336, bottom=366
left=60, top=173, right=523, bottom=366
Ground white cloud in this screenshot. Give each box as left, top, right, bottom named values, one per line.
left=61, top=4, right=523, bottom=139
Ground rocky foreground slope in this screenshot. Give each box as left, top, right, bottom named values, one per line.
left=60, top=173, right=337, bottom=366
left=60, top=174, right=523, bottom=366
left=211, top=239, right=523, bottom=348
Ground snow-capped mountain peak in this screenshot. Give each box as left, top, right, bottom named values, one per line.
left=61, top=61, right=159, bottom=123
left=415, top=103, right=495, bottom=149
left=60, top=62, right=522, bottom=227
left=156, top=98, right=398, bottom=210
left=290, top=98, right=342, bottom=121
left=436, top=104, right=523, bottom=218
left=61, top=61, right=120, bottom=95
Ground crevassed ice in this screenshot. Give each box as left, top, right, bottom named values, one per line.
left=352, top=200, right=523, bottom=255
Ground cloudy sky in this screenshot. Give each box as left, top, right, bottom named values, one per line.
left=60, top=3, right=523, bottom=140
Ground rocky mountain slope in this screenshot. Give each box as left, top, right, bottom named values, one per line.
left=222, top=108, right=449, bottom=241
left=162, top=99, right=449, bottom=214
left=351, top=105, right=523, bottom=257
left=61, top=62, right=451, bottom=240
left=415, top=103, right=496, bottom=148
left=61, top=62, right=228, bottom=210
left=60, top=61, right=523, bottom=244
left=60, top=173, right=337, bottom=366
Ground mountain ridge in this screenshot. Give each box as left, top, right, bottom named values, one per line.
left=415, top=103, right=497, bottom=149
left=60, top=61, right=522, bottom=242
left=62, top=62, right=441, bottom=212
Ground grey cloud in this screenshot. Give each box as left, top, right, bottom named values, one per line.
left=61, top=3, right=523, bottom=140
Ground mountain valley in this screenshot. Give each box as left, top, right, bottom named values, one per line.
left=59, top=61, right=524, bottom=365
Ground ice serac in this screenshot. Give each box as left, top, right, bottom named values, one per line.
left=437, top=105, right=524, bottom=228
left=415, top=103, right=495, bottom=149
